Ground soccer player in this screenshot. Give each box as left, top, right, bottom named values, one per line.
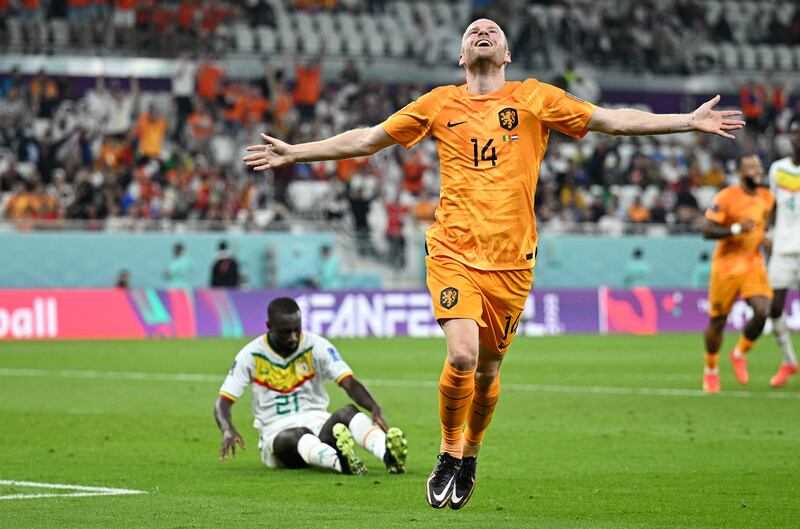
left=243, top=18, right=743, bottom=509
left=701, top=154, right=775, bottom=393
left=213, top=297, right=407, bottom=475
left=766, top=121, right=800, bottom=388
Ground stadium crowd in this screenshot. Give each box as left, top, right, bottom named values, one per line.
left=1, top=56, right=798, bottom=241
left=1, top=1, right=799, bottom=262
left=1, top=1, right=799, bottom=74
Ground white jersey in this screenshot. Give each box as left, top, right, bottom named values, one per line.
left=769, top=156, right=800, bottom=254
left=219, top=332, right=353, bottom=432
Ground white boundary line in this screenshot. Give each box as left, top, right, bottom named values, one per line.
left=0, top=367, right=798, bottom=400
left=0, top=480, right=147, bottom=501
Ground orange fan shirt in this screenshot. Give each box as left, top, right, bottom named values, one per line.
left=705, top=185, right=774, bottom=277
left=382, top=79, right=595, bottom=271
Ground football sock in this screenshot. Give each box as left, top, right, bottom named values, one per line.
left=704, top=351, right=718, bottom=369
left=732, top=336, right=754, bottom=358
left=772, top=314, right=798, bottom=365
left=439, top=360, right=476, bottom=458
left=463, top=374, right=500, bottom=457
left=703, top=367, right=719, bottom=375
left=348, top=412, right=386, bottom=461
left=297, top=433, right=341, bottom=472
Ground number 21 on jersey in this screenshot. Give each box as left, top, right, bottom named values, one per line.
left=275, top=393, right=300, bottom=415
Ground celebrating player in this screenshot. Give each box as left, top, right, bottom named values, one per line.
left=213, top=297, right=407, bottom=475
left=766, top=121, right=800, bottom=388
left=701, top=154, right=775, bottom=393
left=243, top=18, right=743, bottom=509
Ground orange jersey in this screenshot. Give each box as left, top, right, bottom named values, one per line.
left=382, top=80, right=595, bottom=270
left=705, top=185, right=774, bottom=276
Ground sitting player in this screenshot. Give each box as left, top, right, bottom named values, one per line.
left=213, top=297, right=407, bottom=475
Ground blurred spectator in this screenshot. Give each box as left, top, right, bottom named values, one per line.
left=597, top=196, right=625, bottom=236
left=210, top=240, right=241, bottom=288
left=113, top=0, right=138, bottom=50
left=185, top=102, right=214, bottom=156
left=197, top=56, right=225, bottom=104
left=134, top=105, right=167, bottom=159
left=29, top=68, right=59, bottom=119
left=115, top=269, right=131, bottom=289
left=173, top=53, right=197, bottom=140
left=349, top=185, right=377, bottom=258
left=314, top=245, right=341, bottom=290
left=691, top=251, right=711, bottom=289
left=293, top=56, right=322, bottom=123
left=512, top=7, right=550, bottom=70
left=164, top=242, right=194, bottom=289
left=623, top=247, right=652, bottom=288
left=627, top=196, right=651, bottom=224
left=384, top=192, right=409, bottom=270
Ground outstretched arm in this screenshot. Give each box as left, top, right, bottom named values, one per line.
left=243, top=125, right=398, bottom=171
left=587, top=95, right=744, bottom=139
left=338, top=375, right=388, bottom=431
left=214, top=395, right=245, bottom=460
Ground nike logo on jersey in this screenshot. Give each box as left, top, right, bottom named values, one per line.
left=447, top=120, right=467, bottom=128
left=432, top=477, right=454, bottom=502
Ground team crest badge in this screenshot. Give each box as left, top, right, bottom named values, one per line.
left=295, top=360, right=310, bottom=377
left=440, top=287, right=459, bottom=309
left=498, top=107, right=518, bottom=131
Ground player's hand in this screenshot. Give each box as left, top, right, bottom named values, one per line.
left=371, top=407, right=388, bottom=432
left=243, top=133, right=294, bottom=171
left=689, top=95, right=745, bottom=139
left=741, top=219, right=756, bottom=233
left=220, top=428, right=245, bottom=460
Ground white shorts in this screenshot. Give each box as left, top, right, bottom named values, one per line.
left=257, top=411, right=331, bottom=468
left=768, top=252, right=800, bottom=290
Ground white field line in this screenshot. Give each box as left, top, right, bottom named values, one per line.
left=0, top=367, right=799, bottom=400
left=0, top=480, right=147, bottom=501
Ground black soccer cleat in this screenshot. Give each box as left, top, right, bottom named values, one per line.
left=332, top=423, right=367, bottom=475
left=425, top=453, right=461, bottom=508
left=449, top=456, right=477, bottom=510
left=383, top=427, right=408, bottom=474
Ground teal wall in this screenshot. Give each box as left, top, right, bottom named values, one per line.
left=0, top=232, right=716, bottom=289
left=534, top=235, right=716, bottom=288
left=0, top=232, right=336, bottom=289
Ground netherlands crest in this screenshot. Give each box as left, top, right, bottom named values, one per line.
left=498, top=107, right=518, bottom=131
left=440, top=287, right=459, bottom=309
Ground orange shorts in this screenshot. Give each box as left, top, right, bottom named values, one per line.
left=426, top=255, right=532, bottom=356
left=708, top=265, right=772, bottom=318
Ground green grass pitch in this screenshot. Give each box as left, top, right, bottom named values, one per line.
left=0, top=334, right=798, bottom=528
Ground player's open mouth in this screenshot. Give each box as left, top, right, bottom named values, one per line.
left=476, top=39, right=492, bottom=47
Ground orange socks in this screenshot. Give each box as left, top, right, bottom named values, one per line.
left=464, top=375, right=500, bottom=457
left=438, top=361, right=475, bottom=458
left=736, top=336, right=754, bottom=354
left=704, top=351, right=718, bottom=369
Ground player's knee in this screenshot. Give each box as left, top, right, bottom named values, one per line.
left=448, top=351, right=478, bottom=370
left=752, top=304, right=770, bottom=322
left=707, top=317, right=726, bottom=334
left=334, top=404, right=359, bottom=424
left=769, top=294, right=785, bottom=319
left=474, top=370, right=498, bottom=390
left=447, top=343, right=479, bottom=370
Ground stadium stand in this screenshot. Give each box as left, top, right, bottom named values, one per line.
left=0, top=0, right=798, bottom=288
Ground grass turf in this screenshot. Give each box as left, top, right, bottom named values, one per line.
left=0, top=334, right=798, bottom=528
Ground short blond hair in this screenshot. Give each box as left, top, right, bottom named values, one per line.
left=460, top=18, right=508, bottom=52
